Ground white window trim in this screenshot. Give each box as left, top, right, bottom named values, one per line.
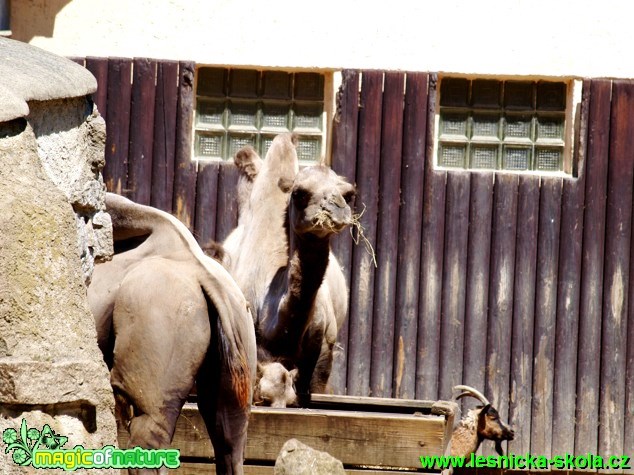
left=192, top=66, right=335, bottom=167
left=432, top=75, right=583, bottom=177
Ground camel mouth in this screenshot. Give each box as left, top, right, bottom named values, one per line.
left=310, top=211, right=352, bottom=235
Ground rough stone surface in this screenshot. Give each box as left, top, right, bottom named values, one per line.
left=0, top=121, right=117, bottom=475
left=0, top=38, right=116, bottom=475
left=28, top=97, right=113, bottom=284
left=274, top=439, right=346, bottom=475
left=0, top=37, right=97, bottom=122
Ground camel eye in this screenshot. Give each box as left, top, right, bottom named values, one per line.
left=292, top=188, right=310, bottom=208
left=343, top=190, right=355, bottom=204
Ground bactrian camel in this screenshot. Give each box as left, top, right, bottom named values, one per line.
left=223, top=133, right=355, bottom=404
left=88, top=193, right=257, bottom=475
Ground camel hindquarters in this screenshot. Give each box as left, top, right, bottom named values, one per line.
left=109, top=260, right=211, bottom=473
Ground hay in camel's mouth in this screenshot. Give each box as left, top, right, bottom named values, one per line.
left=312, top=205, right=377, bottom=268
left=349, top=204, right=377, bottom=268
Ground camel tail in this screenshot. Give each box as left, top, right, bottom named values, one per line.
left=201, top=283, right=256, bottom=410
left=217, top=313, right=253, bottom=409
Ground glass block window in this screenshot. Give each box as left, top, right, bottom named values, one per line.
left=436, top=77, right=570, bottom=173
left=195, top=67, right=326, bottom=162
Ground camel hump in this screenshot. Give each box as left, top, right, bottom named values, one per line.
left=105, top=192, right=168, bottom=241
left=234, top=145, right=263, bottom=182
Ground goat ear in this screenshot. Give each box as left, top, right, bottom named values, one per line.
left=477, top=404, right=492, bottom=431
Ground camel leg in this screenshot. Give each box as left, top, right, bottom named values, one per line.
left=296, top=328, right=324, bottom=406
left=117, top=394, right=183, bottom=475
left=310, top=341, right=334, bottom=394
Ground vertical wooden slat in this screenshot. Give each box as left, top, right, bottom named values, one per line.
left=329, top=70, right=360, bottom=395
left=215, top=162, right=240, bottom=243
left=85, top=57, right=109, bottom=120
left=393, top=72, right=428, bottom=399
left=599, top=80, right=634, bottom=466
left=103, top=58, right=132, bottom=195
left=172, top=61, right=197, bottom=229
left=68, top=57, right=85, bottom=66
left=416, top=75, right=446, bottom=401
left=127, top=58, right=157, bottom=205
left=194, top=161, right=220, bottom=246
left=461, top=172, right=494, bottom=405
left=485, top=173, right=518, bottom=455
left=347, top=70, right=383, bottom=397
left=371, top=72, right=405, bottom=398
left=551, top=79, right=590, bottom=456
left=150, top=60, right=179, bottom=213
left=438, top=171, right=470, bottom=399
left=575, top=79, right=612, bottom=456
left=530, top=176, right=563, bottom=459
left=508, top=176, right=540, bottom=455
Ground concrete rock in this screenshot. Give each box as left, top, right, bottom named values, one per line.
left=274, top=439, right=346, bottom=475
left=28, top=97, right=110, bottom=284
left=0, top=37, right=96, bottom=122
left=0, top=121, right=117, bottom=475
left=0, top=37, right=116, bottom=475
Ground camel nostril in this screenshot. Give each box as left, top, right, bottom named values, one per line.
left=327, top=194, right=347, bottom=208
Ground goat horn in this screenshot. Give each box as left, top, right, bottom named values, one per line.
left=452, top=385, right=490, bottom=405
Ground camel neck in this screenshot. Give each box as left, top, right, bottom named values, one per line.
left=261, top=231, right=330, bottom=358
left=286, top=231, right=330, bottom=312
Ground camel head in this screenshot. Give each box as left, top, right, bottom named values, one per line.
left=288, top=166, right=356, bottom=239
left=254, top=361, right=298, bottom=408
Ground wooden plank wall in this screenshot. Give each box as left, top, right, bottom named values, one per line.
left=74, top=57, right=241, bottom=241
left=331, top=72, right=633, bottom=469
left=80, top=59, right=633, bottom=469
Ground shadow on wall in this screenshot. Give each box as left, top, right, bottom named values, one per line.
left=9, top=0, right=71, bottom=42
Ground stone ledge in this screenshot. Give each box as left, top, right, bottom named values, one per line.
left=0, top=37, right=97, bottom=122
left=0, top=360, right=106, bottom=406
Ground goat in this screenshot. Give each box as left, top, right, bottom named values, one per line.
left=449, top=385, right=515, bottom=458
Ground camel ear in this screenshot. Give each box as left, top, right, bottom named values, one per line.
left=289, top=368, right=299, bottom=382
left=278, top=177, right=294, bottom=193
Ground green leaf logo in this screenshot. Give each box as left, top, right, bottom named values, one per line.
left=2, top=428, right=18, bottom=445
left=2, top=419, right=68, bottom=467
left=2, top=419, right=33, bottom=466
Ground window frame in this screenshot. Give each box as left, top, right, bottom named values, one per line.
left=432, top=75, right=582, bottom=177
left=192, top=66, right=335, bottom=165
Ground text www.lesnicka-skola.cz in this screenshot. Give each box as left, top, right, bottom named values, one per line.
left=420, top=453, right=632, bottom=471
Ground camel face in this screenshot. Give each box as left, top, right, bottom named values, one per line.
left=289, top=166, right=356, bottom=239
left=255, top=362, right=298, bottom=408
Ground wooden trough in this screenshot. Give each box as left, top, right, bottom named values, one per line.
left=118, top=394, right=456, bottom=474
